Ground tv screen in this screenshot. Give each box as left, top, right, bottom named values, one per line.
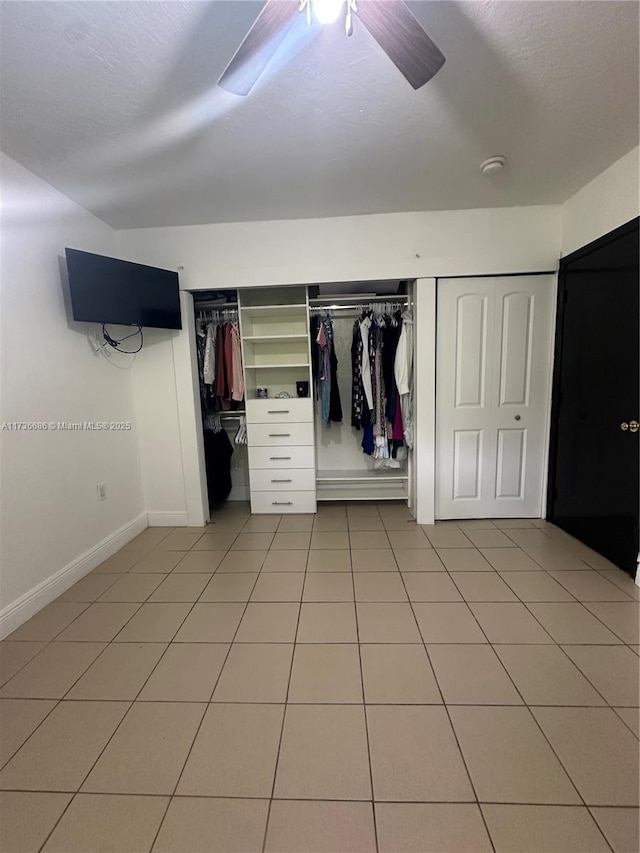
left=65, top=248, right=182, bottom=330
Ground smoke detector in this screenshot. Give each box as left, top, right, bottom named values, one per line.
left=480, top=156, right=506, bottom=176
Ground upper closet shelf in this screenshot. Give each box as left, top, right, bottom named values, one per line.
left=241, top=304, right=306, bottom=315
left=245, top=362, right=309, bottom=370
left=243, top=334, right=308, bottom=342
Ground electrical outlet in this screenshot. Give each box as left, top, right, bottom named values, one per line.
left=97, top=482, right=107, bottom=501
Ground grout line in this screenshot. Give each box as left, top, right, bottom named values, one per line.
left=1, top=788, right=636, bottom=806
left=259, top=547, right=308, bottom=853
left=395, top=568, right=497, bottom=852
left=149, top=567, right=264, bottom=852
left=351, top=556, right=380, bottom=853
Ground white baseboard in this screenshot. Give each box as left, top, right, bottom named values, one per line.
left=0, top=512, right=148, bottom=641
left=147, top=511, right=188, bottom=527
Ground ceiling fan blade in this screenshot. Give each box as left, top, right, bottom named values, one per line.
left=355, top=0, right=445, bottom=89
left=218, top=0, right=300, bottom=96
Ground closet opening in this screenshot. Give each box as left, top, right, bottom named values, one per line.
left=309, top=280, right=415, bottom=505
left=193, top=290, right=248, bottom=514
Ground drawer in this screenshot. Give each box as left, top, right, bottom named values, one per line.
left=250, top=490, right=317, bottom=514
left=250, top=468, right=316, bottom=492
left=246, top=398, right=313, bottom=424
left=248, top=445, right=315, bottom=470
left=248, top=421, right=314, bottom=447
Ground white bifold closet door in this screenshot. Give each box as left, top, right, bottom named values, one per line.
left=436, top=275, right=554, bottom=518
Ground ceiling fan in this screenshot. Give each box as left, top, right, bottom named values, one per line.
left=218, top=0, right=445, bottom=96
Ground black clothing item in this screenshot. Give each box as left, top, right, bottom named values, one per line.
left=204, top=428, right=233, bottom=505
left=327, top=321, right=343, bottom=423
left=350, top=320, right=364, bottom=429
left=310, top=314, right=320, bottom=400
left=382, top=317, right=401, bottom=422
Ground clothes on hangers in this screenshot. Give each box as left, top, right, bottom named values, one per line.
left=203, top=322, right=216, bottom=385
left=351, top=319, right=365, bottom=429
left=195, top=309, right=244, bottom=416
left=312, top=313, right=342, bottom=427
left=360, top=315, right=374, bottom=412
left=230, top=322, right=244, bottom=403
left=348, top=304, right=413, bottom=462
left=394, top=309, right=414, bottom=450
left=327, top=319, right=343, bottom=423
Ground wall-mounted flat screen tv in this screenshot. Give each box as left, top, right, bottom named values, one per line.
left=65, top=248, right=182, bottom=329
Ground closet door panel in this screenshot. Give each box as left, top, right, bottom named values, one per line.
left=246, top=398, right=313, bottom=423
left=436, top=276, right=554, bottom=518
left=248, top=422, right=315, bottom=447
left=249, top=445, right=316, bottom=470
left=250, top=468, right=316, bottom=492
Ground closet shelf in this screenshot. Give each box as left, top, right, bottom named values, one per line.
left=317, top=469, right=409, bottom=483
left=317, top=483, right=409, bottom=501
left=243, top=334, right=309, bottom=342
left=245, top=362, right=309, bottom=369
left=241, top=304, right=306, bottom=315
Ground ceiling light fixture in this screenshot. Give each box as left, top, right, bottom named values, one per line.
left=480, top=156, right=506, bottom=176
left=299, top=0, right=358, bottom=34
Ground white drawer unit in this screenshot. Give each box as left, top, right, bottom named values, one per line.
left=239, top=285, right=316, bottom=514
left=247, top=421, right=315, bottom=447
left=248, top=445, right=315, bottom=470
left=250, top=468, right=315, bottom=492
left=250, top=490, right=317, bottom=514
left=246, top=398, right=313, bottom=424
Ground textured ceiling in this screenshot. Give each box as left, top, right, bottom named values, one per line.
left=1, top=1, right=638, bottom=229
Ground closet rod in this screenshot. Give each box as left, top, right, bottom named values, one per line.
left=309, top=298, right=410, bottom=311
left=309, top=294, right=408, bottom=305
left=195, top=301, right=238, bottom=310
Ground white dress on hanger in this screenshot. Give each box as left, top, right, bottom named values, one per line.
left=394, top=310, right=414, bottom=450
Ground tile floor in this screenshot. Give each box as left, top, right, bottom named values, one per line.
left=0, top=502, right=639, bottom=852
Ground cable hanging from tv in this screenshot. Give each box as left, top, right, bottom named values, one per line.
left=101, top=324, right=144, bottom=354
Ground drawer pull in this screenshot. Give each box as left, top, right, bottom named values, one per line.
left=272, top=501, right=293, bottom=506
left=271, top=478, right=292, bottom=483
left=270, top=456, right=291, bottom=460
left=269, top=433, right=290, bottom=437
left=267, top=409, right=290, bottom=414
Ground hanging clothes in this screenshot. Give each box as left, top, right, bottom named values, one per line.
left=326, top=318, right=343, bottom=423
left=230, top=322, right=244, bottom=403
left=312, top=313, right=342, bottom=427
left=394, top=310, right=414, bottom=450
left=203, top=323, right=216, bottom=386
left=360, top=316, right=374, bottom=413
left=215, top=323, right=228, bottom=401
left=310, top=314, right=321, bottom=401
left=351, top=318, right=364, bottom=429
left=316, top=318, right=331, bottom=427
left=194, top=304, right=244, bottom=509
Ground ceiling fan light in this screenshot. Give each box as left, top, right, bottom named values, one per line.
left=313, top=0, right=345, bottom=25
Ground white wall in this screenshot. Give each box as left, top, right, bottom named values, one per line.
left=117, top=205, right=562, bottom=290
left=0, top=153, right=145, bottom=635
left=130, top=327, right=187, bottom=524
left=561, top=147, right=639, bottom=256
left=117, top=205, right=562, bottom=525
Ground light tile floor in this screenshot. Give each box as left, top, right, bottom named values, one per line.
left=0, top=503, right=638, bottom=853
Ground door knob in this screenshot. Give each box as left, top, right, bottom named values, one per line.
left=514, top=415, right=521, bottom=421
left=630, top=420, right=639, bottom=433
left=621, top=422, right=629, bottom=431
